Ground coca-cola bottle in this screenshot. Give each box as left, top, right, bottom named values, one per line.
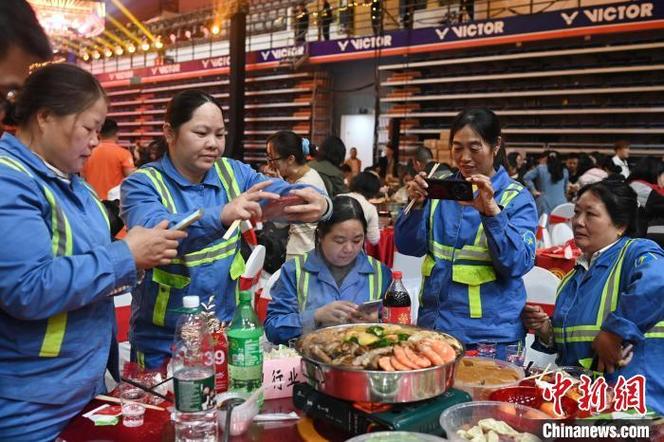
left=382, top=271, right=411, bottom=325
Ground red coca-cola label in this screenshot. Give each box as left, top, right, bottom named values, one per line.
left=383, top=307, right=411, bottom=325
left=212, top=329, right=228, bottom=393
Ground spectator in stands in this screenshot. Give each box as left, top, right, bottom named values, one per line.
left=265, top=196, right=391, bottom=344
left=310, top=135, right=349, bottom=197
left=341, top=171, right=381, bottom=245
left=0, top=0, right=51, bottom=101
left=401, top=0, right=415, bottom=29
left=320, top=0, right=333, bottom=41
left=266, top=130, right=328, bottom=260
left=121, top=90, right=331, bottom=369
left=339, top=0, right=354, bottom=36
left=0, top=63, right=184, bottom=442
left=397, top=108, right=537, bottom=359
left=566, top=152, right=580, bottom=184
left=294, top=2, right=309, bottom=44
left=371, top=0, right=383, bottom=36
left=627, top=157, right=664, bottom=247
left=81, top=119, right=135, bottom=200
left=612, top=140, right=631, bottom=178
left=524, top=150, right=569, bottom=216
left=344, top=146, right=362, bottom=177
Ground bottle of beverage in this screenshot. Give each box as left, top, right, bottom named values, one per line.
left=227, top=290, right=263, bottom=393
left=172, top=296, right=217, bottom=442
left=382, top=271, right=411, bottom=325
left=210, top=323, right=229, bottom=394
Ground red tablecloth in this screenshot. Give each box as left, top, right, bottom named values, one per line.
left=365, top=227, right=395, bottom=268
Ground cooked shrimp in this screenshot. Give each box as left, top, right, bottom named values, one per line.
left=403, top=345, right=431, bottom=368
left=378, top=356, right=395, bottom=371
left=393, top=345, right=419, bottom=370
left=417, top=343, right=445, bottom=365
left=428, top=339, right=457, bottom=364
left=390, top=356, right=410, bottom=371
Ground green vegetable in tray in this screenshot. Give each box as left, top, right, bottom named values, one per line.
left=397, top=333, right=410, bottom=342
left=371, top=338, right=394, bottom=348
left=366, top=326, right=385, bottom=337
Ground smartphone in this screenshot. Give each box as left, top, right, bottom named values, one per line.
left=261, top=195, right=306, bottom=222
left=357, top=300, right=383, bottom=316
left=170, top=209, right=204, bottom=231
left=425, top=178, right=474, bottom=201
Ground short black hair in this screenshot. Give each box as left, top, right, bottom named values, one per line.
left=14, top=63, right=106, bottom=126
left=628, top=157, right=664, bottom=185
left=165, top=90, right=223, bottom=131
left=0, top=0, right=52, bottom=61
left=318, top=135, right=346, bottom=167
left=577, top=179, right=638, bottom=235
left=414, top=146, right=433, bottom=164
left=266, top=130, right=306, bottom=164
left=450, top=108, right=506, bottom=170
left=100, top=118, right=119, bottom=138
left=350, top=171, right=380, bottom=199
left=316, top=195, right=367, bottom=239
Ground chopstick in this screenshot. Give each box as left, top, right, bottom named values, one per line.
left=223, top=219, right=241, bottom=240
left=95, top=394, right=166, bottom=411
left=403, top=163, right=440, bottom=216
left=120, top=376, right=169, bottom=401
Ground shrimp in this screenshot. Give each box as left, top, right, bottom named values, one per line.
left=378, top=356, right=395, bottom=371
left=428, top=339, right=457, bottom=364
left=403, top=345, right=431, bottom=368
left=417, top=342, right=445, bottom=365
left=390, top=356, right=410, bottom=371
left=393, top=345, right=419, bottom=370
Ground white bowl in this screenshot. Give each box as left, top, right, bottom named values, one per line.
left=217, top=392, right=260, bottom=436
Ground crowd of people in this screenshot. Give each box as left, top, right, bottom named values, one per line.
left=1, top=1, right=663, bottom=440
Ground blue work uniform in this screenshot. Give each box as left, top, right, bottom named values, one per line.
left=394, top=167, right=538, bottom=355
left=265, top=250, right=392, bottom=344
left=534, top=237, right=664, bottom=414
left=121, top=154, right=325, bottom=369
left=0, top=133, right=136, bottom=441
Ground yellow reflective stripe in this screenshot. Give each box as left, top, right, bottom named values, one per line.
left=0, top=156, right=73, bottom=357
left=468, top=285, right=482, bottom=318
left=170, top=233, right=240, bottom=266
left=367, top=257, right=382, bottom=301
left=645, top=321, right=664, bottom=338
left=454, top=246, right=492, bottom=262
left=152, top=267, right=190, bottom=289
left=153, top=285, right=170, bottom=327
left=472, top=183, right=522, bottom=247
left=556, top=269, right=577, bottom=297
left=137, top=351, right=145, bottom=369
left=596, top=239, right=633, bottom=326
left=294, top=254, right=308, bottom=309
left=215, top=158, right=241, bottom=200
left=428, top=199, right=439, bottom=254
left=135, top=168, right=176, bottom=213
left=229, top=250, right=245, bottom=280
left=81, top=181, right=110, bottom=231
left=39, top=312, right=68, bottom=357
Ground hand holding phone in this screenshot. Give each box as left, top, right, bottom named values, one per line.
left=261, top=195, right=306, bottom=222
left=425, top=178, right=474, bottom=201
left=170, top=209, right=204, bottom=231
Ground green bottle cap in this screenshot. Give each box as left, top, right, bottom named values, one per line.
left=239, top=290, right=252, bottom=303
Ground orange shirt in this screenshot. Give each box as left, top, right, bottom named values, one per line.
left=82, top=140, right=134, bottom=199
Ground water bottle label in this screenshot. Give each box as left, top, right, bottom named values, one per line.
left=174, top=375, right=216, bottom=412
left=383, top=306, right=411, bottom=325
left=229, top=336, right=262, bottom=368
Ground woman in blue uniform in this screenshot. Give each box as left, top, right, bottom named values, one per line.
left=121, top=90, right=330, bottom=369
left=0, top=64, right=184, bottom=441
left=395, top=108, right=538, bottom=360
left=523, top=179, right=664, bottom=414
left=265, top=196, right=391, bottom=344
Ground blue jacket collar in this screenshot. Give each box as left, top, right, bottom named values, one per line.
left=576, top=236, right=630, bottom=272
left=490, top=166, right=513, bottom=192
left=153, top=153, right=222, bottom=189
left=0, top=132, right=63, bottom=181
left=303, top=249, right=377, bottom=275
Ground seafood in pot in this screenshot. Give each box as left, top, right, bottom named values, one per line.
left=298, top=324, right=462, bottom=371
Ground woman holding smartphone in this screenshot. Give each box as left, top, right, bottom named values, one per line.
left=395, top=108, right=538, bottom=360
left=265, top=196, right=392, bottom=345
left=121, top=90, right=330, bottom=369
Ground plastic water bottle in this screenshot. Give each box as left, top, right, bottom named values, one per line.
left=227, top=291, right=263, bottom=393
left=172, top=296, right=218, bottom=442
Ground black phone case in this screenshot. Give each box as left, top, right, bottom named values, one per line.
left=425, top=178, right=474, bottom=201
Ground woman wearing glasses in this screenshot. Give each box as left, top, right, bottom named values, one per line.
left=266, top=130, right=328, bottom=260
left=121, top=90, right=330, bottom=370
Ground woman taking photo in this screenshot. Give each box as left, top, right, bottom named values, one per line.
left=266, top=130, right=328, bottom=260
left=121, top=90, right=330, bottom=370
left=523, top=150, right=568, bottom=216
left=0, top=64, right=183, bottom=440
left=265, top=196, right=391, bottom=345
left=395, top=108, right=538, bottom=360
left=523, top=179, right=664, bottom=414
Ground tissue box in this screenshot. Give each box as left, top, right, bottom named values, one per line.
left=262, top=356, right=303, bottom=400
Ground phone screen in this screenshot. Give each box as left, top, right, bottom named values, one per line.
left=425, top=178, right=474, bottom=201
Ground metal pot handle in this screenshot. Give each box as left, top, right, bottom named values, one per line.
left=301, top=359, right=326, bottom=386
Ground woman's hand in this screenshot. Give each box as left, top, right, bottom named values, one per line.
left=521, top=304, right=550, bottom=331
left=221, top=180, right=280, bottom=226
left=406, top=172, right=429, bottom=206
left=314, top=301, right=359, bottom=327
left=124, top=220, right=187, bottom=269
left=462, top=175, right=501, bottom=216
left=592, top=330, right=624, bottom=374
left=283, top=187, right=328, bottom=223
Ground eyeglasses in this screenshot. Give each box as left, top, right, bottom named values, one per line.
left=266, top=155, right=286, bottom=163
